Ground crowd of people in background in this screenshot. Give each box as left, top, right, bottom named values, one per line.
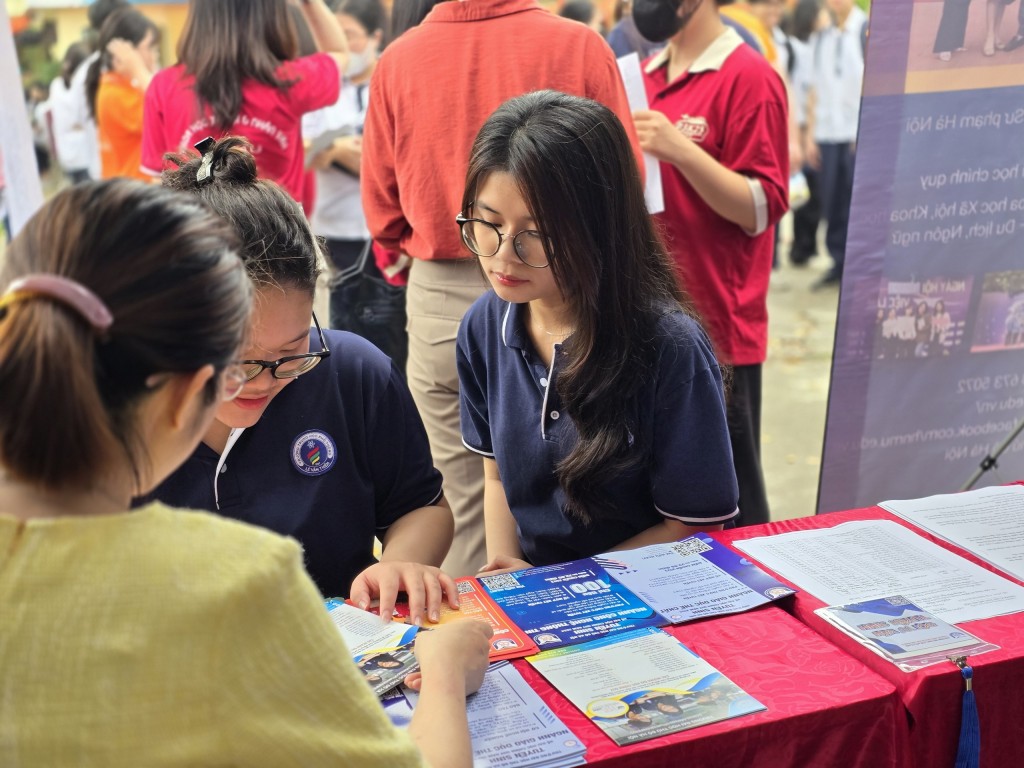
left=3, top=0, right=870, bottom=763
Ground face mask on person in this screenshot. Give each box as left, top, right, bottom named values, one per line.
left=632, top=0, right=700, bottom=42
left=345, top=40, right=377, bottom=79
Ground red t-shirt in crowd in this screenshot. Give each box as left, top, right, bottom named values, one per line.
left=141, top=53, right=338, bottom=207
left=644, top=30, right=788, bottom=366
left=361, top=0, right=643, bottom=262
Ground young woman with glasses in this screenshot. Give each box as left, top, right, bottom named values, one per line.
left=456, top=91, right=740, bottom=575
left=0, top=179, right=492, bottom=765
left=147, top=137, right=459, bottom=625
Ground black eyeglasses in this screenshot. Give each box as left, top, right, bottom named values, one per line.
left=456, top=212, right=550, bottom=268
left=238, top=312, right=330, bottom=381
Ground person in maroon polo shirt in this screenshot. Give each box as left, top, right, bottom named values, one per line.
left=632, top=0, right=789, bottom=527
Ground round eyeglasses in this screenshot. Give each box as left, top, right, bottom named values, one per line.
left=237, top=312, right=331, bottom=383
left=456, top=213, right=550, bottom=268
left=220, top=364, right=248, bottom=402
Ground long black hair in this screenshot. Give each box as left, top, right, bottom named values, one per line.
left=177, top=0, right=298, bottom=130
left=0, top=180, right=250, bottom=492
left=462, top=90, right=694, bottom=523
left=162, top=137, right=322, bottom=294
left=85, top=7, right=159, bottom=119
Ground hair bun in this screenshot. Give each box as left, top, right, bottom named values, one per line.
left=162, top=136, right=258, bottom=190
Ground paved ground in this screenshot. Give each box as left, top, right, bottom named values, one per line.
left=762, top=235, right=840, bottom=522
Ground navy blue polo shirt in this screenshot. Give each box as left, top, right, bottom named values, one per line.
left=456, top=292, right=738, bottom=566
left=144, top=330, right=443, bottom=598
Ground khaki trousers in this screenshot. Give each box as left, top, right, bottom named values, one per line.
left=406, top=258, right=488, bottom=577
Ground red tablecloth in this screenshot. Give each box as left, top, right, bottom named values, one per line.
left=716, top=507, right=1024, bottom=768
left=515, top=606, right=905, bottom=767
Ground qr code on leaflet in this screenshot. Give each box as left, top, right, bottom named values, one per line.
left=670, top=539, right=713, bottom=557
left=481, top=573, right=523, bottom=592
left=456, top=581, right=476, bottom=595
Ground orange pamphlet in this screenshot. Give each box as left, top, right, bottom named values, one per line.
left=395, top=578, right=539, bottom=660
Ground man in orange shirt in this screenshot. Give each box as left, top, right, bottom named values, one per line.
left=361, top=0, right=641, bottom=578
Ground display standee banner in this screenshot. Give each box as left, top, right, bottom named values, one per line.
left=820, top=0, right=1024, bottom=512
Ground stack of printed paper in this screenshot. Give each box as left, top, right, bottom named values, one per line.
left=403, top=662, right=586, bottom=767
left=816, top=595, right=999, bottom=671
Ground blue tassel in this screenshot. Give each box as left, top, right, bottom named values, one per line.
left=953, top=663, right=980, bottom=768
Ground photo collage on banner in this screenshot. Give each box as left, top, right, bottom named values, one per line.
left=820, top=0, right=1024, bottom=511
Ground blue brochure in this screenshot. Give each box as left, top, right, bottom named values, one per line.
left=592, top=535, right=797, bottom=624
left=479, top=559, right=664, bottom=650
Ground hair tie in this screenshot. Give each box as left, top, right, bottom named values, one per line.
left=195, top=136, right=217, bottom=184
left=0, top=274, right=114, bottom=333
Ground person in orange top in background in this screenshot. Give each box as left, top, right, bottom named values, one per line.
left=85, top=7, right=159, bottom=180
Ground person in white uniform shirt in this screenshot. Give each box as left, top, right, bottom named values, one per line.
left=804, top=0, right=866, bottom=289
left=66, top=0, right=129, bottom=181
left=48, top=43, right=92, bottom=184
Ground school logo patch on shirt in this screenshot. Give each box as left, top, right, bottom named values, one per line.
left=675, top=114, right=709, bottom=143
left=291, top=430, right=337, bottom=476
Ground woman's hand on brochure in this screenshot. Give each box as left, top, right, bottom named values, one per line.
left=350, top=560, right=460, bottom=627
left=405, top=621, right=493, bottom=696
left=476, top=555, right=532, bottom=577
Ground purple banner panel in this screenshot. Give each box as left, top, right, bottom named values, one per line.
left=819, top=0, right=1024, bottom=512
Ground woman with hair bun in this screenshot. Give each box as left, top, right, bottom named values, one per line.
left=457, top=92, right=739, bottom=574
left=0, top=179, right=491, bottom=768
left=148, top=137, right=456, bottom=625
left=141, top=0, right=349, bottom=208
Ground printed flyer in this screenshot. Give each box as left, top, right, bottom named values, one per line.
left=528, top=627, right=765, bottom=746
left=479, top=559, right=663, bottom=650
left=325, top=599, right=419, bottom=696
left=593, top=534, right=796, bottom=623
left=816, top=595, right=999, bottom=671
left=395, top=578, right=539, bottom=661
left=403, top=662, right=587, bottom=768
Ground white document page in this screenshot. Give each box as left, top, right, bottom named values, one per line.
left=880, top=485, right=1024, bottom=583
left=326, top=601, right=416, bottom=655
left=734, top=520, right=1024, bottom=624
left=616, top=53, right=665, bottom=215
left=404, top=663, right=586, bottom=768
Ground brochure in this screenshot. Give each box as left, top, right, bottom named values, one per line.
left=528, top=627, right=765, bottom=746
left=593, top=534, right=797, bottom=623
left=325, top=599, right=419, bottom=696
left=404, top=662, right=586, bottom=768
left=479, top=559, right=663, bottom=650
left=816, top=595, right=1000, bottom=672
left=393, top=578, right=540, bottom=661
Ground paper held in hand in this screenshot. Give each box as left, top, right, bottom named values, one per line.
left=325, top=599, right=419, bottom=697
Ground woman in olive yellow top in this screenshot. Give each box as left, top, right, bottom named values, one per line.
left=0, top=179, right=490, bottom=767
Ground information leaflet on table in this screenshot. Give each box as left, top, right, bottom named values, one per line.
left=527, top=627, right=764, bottom=746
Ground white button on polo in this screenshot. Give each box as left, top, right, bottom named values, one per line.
left=540, top=377, right=548, bottom=387
left=550, top=410, right=560, bottom=420
left=220, top=465, right=227, bottom=474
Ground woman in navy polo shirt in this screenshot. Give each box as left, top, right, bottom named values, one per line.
left=147, top=137, right=457, bottom=624
left=455, top=91, right=740, bottom=572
